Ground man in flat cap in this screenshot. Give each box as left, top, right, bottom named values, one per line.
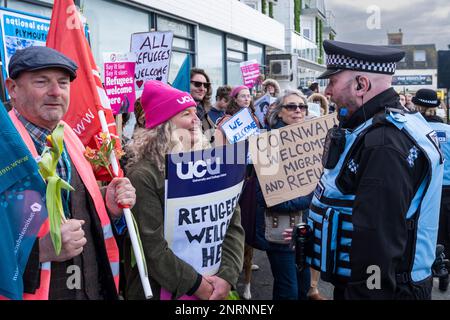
left=3, top=46, right=136, bottom=300
left=305, top=40, right=444, bottom=299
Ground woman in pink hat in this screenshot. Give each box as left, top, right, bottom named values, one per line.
left=124, top=80, right=245, bottom=300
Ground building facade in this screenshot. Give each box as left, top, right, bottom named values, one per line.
left=268, top=0, right=336, bottom=90
left=0, top=0, right=285, bottom=97
left=387, top=30, right=438, bottom=94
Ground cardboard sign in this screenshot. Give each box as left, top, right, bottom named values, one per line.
left=240, top=59, right=260, bottom=88
left=0, top=8, right=50, bottom=83
left=103, top=52, right=136, bottom=115
left=250, top=114, right=338, bottom=207
left=130, top=31, right=173, bottom=94
left=164, top=142, right=247, bottom=276
left=221, top=108, right=260, bottom=144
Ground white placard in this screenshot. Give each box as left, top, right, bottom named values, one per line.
left=221, top=108, right=260, bottom=144
left=130, top=31, right=173, bottom=93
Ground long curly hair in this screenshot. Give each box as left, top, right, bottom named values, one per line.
left=126, top=120, right=210, bottom=174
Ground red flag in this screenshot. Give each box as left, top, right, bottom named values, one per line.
left=46, top=0, right=122, bottom=181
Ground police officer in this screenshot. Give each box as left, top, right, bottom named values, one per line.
left=306, top=40, right=444, bottom=299
left=413, top=89, right=450, bottom=290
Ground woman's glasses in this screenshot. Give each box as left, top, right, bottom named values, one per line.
left=281, top=103, right=308, bottom=111
left=191, top=81, right=211, bottom=89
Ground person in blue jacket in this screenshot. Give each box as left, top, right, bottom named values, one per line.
left=305, top=40, right=443, bottom=300
left=254, top=89, right=313, bottom=300
left=413, top=89, right=450, bottom=291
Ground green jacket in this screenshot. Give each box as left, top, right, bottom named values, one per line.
left=124, top=156, right=245, bottom=300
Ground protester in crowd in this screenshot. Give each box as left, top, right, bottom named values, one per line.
left=414, top=89, right=450, bottom=291
left=254, top=89, right=315, bottom=300
left=262, top=78, right=281, bottom=98
left=309, top=82, right=320, bottom=95
left=399, top=93, right=407, bottom=107
left=263, top=100, right=278, bottom=129
left=190, top=68, right=215, bottom=143
left=133, top=98, right=146, bottom=129
left=208, top=85, right=232, bottom=124
left=294, top=90, right=329, bottom=299
left=215, top=85, right=261, bottom=300
left=308, top=92, right=329, bottom=116
left=299, top=85, right=313, bottom=98
left=214, top=85, right=260, bottom=145
left=4, top=46, right=136, bottom=300
left=253, top=74, right=266, bottom=100
left=405, top=93, right=415, bottom=111
left=124, top=80, right=244, bottom=300
left=285, top=40, right=443, bottom=300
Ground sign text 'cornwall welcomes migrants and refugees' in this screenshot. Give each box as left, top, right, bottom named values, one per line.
left=164, top=143, right=247, bottom=276
left=250, top=113, right=338, bottom=207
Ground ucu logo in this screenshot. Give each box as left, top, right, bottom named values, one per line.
left=176, top=158, right=221, bottom=180
left=177, top=95, right=195, bottom=105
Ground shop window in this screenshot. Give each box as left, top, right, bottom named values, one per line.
left=198, top=27, right=224, bottom=93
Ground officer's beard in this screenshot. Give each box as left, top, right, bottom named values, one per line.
left=334, top=97, right=360, bottom=124
left=332, top=78, right=356, bottom=115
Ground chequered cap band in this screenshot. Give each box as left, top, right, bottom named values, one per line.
left=326, top=54, right=397, bottom=74
left=417, top=98, right=439, bottom=105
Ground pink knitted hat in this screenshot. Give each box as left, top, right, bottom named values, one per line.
left=230, top=85, right=249, bottom=98
left=141, top=80, right=197, bottom=129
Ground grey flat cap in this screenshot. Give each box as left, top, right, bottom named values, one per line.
left=8, top=46, right=78, bottom=81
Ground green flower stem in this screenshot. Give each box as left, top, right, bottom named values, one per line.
left=37, top=125, right=74, bottom=256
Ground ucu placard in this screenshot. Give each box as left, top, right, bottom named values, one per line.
left=177, top=95, right=195, bottom=105
left=164, top=143, right=248, bottom=277
left=176, top=158, right=221, bottom=180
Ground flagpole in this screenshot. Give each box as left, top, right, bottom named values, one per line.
left=98, top=110, right=153, bottom=299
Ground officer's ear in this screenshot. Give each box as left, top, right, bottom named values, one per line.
left=355, top=75, right=371, bottom=94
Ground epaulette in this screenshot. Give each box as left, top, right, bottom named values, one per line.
left=364, top=108, right=401, bottom=147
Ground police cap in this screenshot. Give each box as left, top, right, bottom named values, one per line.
left=317, top=40, right=405, bottom=79
left=412, top=89, right=441, bottom=108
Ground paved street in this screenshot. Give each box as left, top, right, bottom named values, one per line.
left=236, top=249, right=450, bottom=300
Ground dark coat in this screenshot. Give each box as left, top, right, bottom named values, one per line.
left=335, top=88, right=431, bottom=299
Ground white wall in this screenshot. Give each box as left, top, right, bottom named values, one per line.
left=132, top=0, right=285, bottom=49
left=301, top=16, right=315, bottom=42
left=272, top=0, right=293, bottom=53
